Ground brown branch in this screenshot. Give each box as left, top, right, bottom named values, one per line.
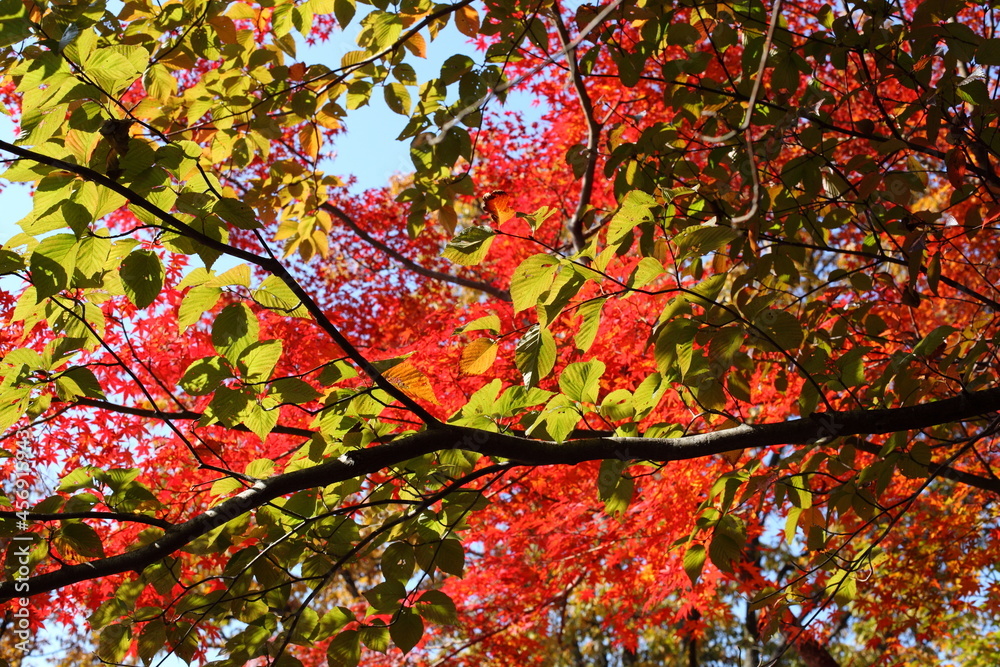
left=551, top=8, right=601, bottom=252
left=850, top=438, right=1000, bottom=494
left=5, top=385, right=1000, bottom=601
left=320, top=203, right=511, bottom=301
left=759, top=233, right=1000, bottom=312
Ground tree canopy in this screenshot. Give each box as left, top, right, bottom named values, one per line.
left=2, top=0, right=1000, bottom=664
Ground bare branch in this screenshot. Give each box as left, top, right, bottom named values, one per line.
left=551, top=8, right=601, bottom=252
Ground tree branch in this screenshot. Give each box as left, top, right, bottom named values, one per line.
left=0, top=139, right=442, bottom=427
left=551, top=8, right=601, bottom=253
left=5, top=385, right=1000, bottom=601
left=320, top=203, right=511, bottom=301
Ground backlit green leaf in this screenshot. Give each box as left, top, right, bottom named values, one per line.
left=120, top=249, right=164, bottom=309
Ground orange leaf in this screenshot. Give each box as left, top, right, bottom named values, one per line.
left=438, top=204, right=458, bottom=234
left=720, top=449, right=744, bottom=465
left=483, top=190, right=515, bottom=225
left=299, top=124, right=319, bottom=161
left=384, top=359, right=439, bottom=404
left=460, top=338, right=498, bottom=375
left=455, top=5, right=480, bottom=37
left=403, top=31, right=427, bottom=58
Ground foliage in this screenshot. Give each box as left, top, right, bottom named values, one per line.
left=2, top=0, right=1000, bottom=664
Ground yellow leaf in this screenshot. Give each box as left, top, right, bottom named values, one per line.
left=384, top=359, right=439, bottom=404
left=455, top=5, right=480, bottom=37
left=460, top=338, right=498, bottom=375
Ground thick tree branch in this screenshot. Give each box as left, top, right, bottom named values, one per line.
left=5, top=385, right=1000, bottom=602
left=320, top=203, right=511, bottom=301
left=551, top=9, right=601, bottom=252
left=0, top=140, right=441, bottom=427
left=850, top=438, right=1000, bottom=494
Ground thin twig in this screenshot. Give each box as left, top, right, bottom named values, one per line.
left=321, top=203, right=511, bottom=301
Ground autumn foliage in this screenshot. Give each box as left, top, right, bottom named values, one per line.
left=3, top=0, right=1000, bottom=664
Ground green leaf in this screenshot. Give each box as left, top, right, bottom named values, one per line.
left=559, top=360, right=605, bottom=403
left=414, top=590, right=457, bottom=625
left=326, top=629, right=361, bottom=667
left=390, top=609, right=423, bottom=655
left=530, top=395, right=579, bottom=442
left=333, top=0, right=356, bottom=27
left=143, top=63, right=177, bottom=101
left=86, top=47, right=145, bottom=97
left=180, top=357, right=233, bottom=396
left=510, top=254, right=559, bottom=313
left=55, top=366, right=104, bottom=401
left=687, top=272, right=727, bottom=305
left=269, top=377, right=321, bottom=404
left=442, top=226, right=495, bottom=266
left=608, top=190, right=656, bottom=243
left=683, top=544, right=707, bottom=584
left=30, top=234, right=77, bottom=300
left=455, top=313, right=501, bottom=334
left=633, top=372, right=665, bottom=417
left=213, top=198, right=260, bottom=229
left=138, top=618, right=167, bottom=665
left=384, top=82, right=411, bottom=115
left=913, top=325, right=956, bottom=356
left=599, top=389, right=634, bottom=421
left=574, top=298, right=605, bottom=352
left=178, top=285, right=222, bottom=332
left=120, top=249, right=164, bottom=309
left=243, top=403, right=279, bottom=441
left=97, top=624, right=131, bottom=663
left=605, top=475, right=633, bottom=516
left=0, top=0, right=30, bottom=48
left=58, top=521, right=105, bottom=558
left=363, top=580, right=406, bottom=612
left=627, top=257, right=664, bottom=289
left=213, top=303, right=259, bottom=361
left=597, top=458, right=625, bottom=499
left=381, top=542, right=415, bottom=583
left=514, top=324, right=556, bottom=387
left=826, top=568, right=857, bottom=606
left=752, top=309, right=804, bottom=351
left=708, top=515, right=746, bottom=573
left=360, top=625, right=391, bottom=653
left=238, top=340, right=283, bottom=383
left=204, top=386, right=251, bottom=427
left=978, top=38, right=1000, bottom=66
left=255, top=275, right=309, bottom=317
left=435, top=539, right=465, bottom=576
left=673, top=225, right=740, bottom=259
left=709, top=530, right=742, bottom=573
